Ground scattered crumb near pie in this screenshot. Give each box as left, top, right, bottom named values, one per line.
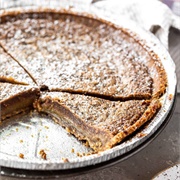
left=39, top=149, right=47, bottom=160
left=66, top=127, right=71, bottom=133
left=86, top=151, right=95, bottom=156
left=15, top=128, right=18, bottom=132
left=168, top=94, right=173, bottom=101
left=71, top=148, right=75, bottom=153
left=137, top=132, right=147, bottom=138
left=76, top=152, right=82, bottom=157
left=84, top=141, right=90, bottom=147
left=76, top=151, right=94, bottom=157
left=44, top=125, right=49, bottom=129
left=31, top=134, right=34, bottom=138
left=62, top=158, right=69, bottom=163
left=76, top=152, right=86, bottom=157
left=19, top=153, right=24, bottom=159
left=7, top=133, right=11, bottom=136
left=26, top=126, right=30, bottom=129
left=19, top=139, right=23, bottom=143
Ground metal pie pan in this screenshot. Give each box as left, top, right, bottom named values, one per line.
left=0, top=2, right=177, bottom=173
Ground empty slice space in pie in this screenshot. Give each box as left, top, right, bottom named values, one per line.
left=35, top=92, right=161, bottom=151
left=0, top=10, right=167, bottom=99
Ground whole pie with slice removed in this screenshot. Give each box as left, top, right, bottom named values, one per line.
left=0, top=8, right=167, bottom=152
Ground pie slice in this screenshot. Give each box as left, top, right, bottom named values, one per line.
left=35, top=92, right=161, bottom=151
left=0, top=11, right=167, bottom=99
left=0, top=46, right=36, bottom=85
left=0, top=83, right=40, bottom=121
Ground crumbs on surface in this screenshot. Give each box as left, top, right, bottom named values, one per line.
left=19, top=139, right=23, bottom=143
left=71, top=148, right=75, bottom=153
left=168, top=94, right=173, bottom=101
left=62, top=158, right=69, bottom=162
left=39, top=149, right=47, bottom=160
left=137, top=132, right=147, bottom=138
left=19, top=153, right=24, bottom=159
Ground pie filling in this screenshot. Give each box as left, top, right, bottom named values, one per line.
left=0, top=83, right=40, bottom=121
left=0, top=10, right=167, bottom=152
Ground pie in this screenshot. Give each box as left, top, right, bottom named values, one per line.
left=0, top=8, right=167, bottom=152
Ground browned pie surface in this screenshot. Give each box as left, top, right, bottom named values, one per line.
left=0, top=12, right=166, bottom=99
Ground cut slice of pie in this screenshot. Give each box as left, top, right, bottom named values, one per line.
left=0, top=83, right=40, bottom=121
left=0, top=11, right=167, bottom=99
left=0, top=46, right=36, bottom=85
left=35, top=92, right=161, bottom=151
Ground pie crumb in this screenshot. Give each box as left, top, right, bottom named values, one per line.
left=71, top=148, right=75, bottom=153
left=39, top=149, right=47, bottom=160
left=168, top=94, right=173, bottom=101
left=19, top=153, right=24, bottom=159
left=137, top=132, right=146, bottom=138
left=62, top=158, right=69, bottom=162
left=76, top=152, right=82, bottom=157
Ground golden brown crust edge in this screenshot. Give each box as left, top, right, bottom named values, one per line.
left=104, top=98, right=161, bottom=151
